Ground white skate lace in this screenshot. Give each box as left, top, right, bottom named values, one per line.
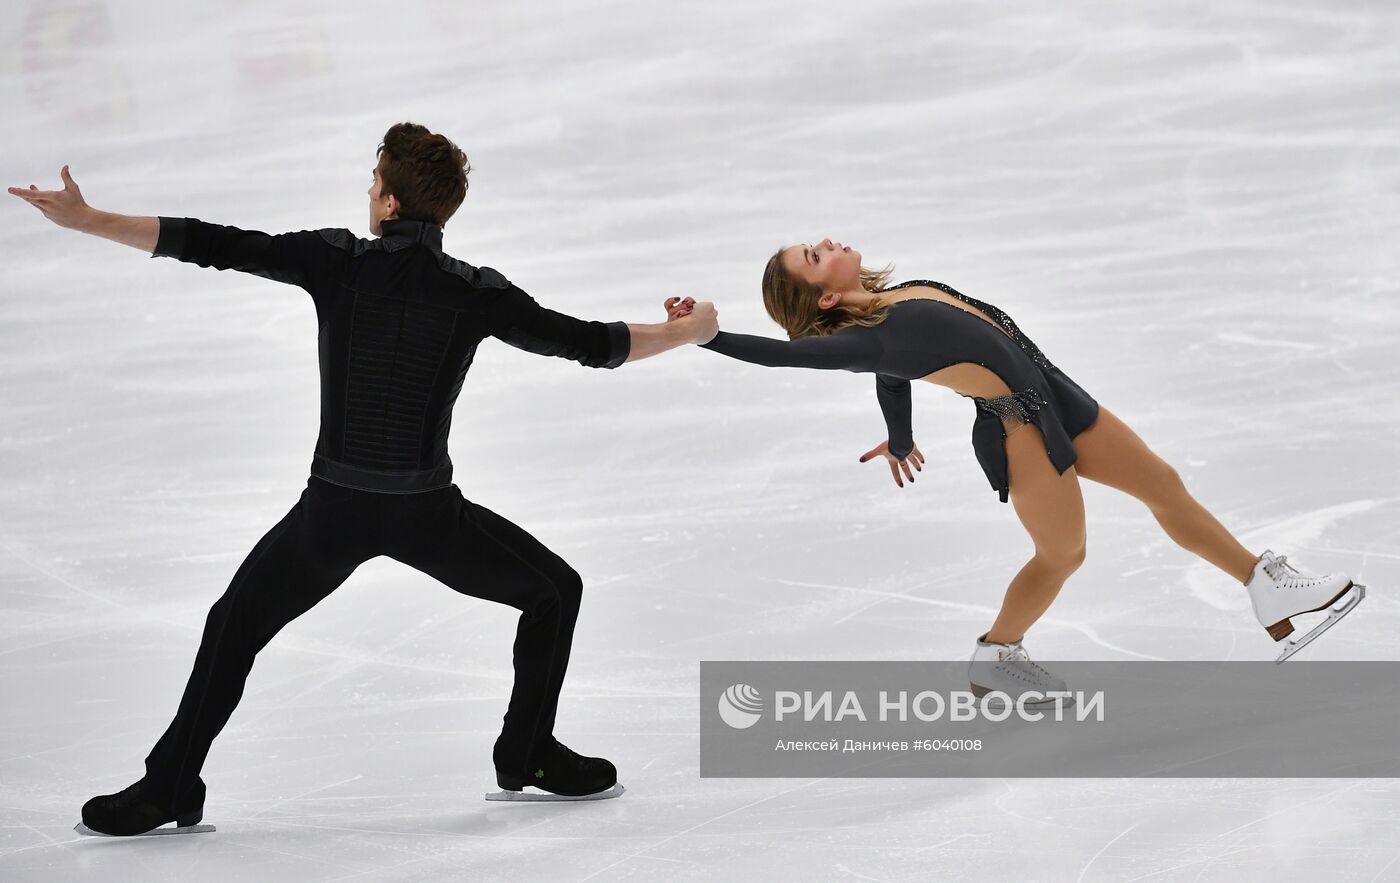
left=999, top=644, right=1057, bottom=684
left=1262, top=553, right=1329, bottom=588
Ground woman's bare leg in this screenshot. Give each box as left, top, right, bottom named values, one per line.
left=985, top=423, right=1087, bottom=644
left=1071, top=406, right=1260, bottom=584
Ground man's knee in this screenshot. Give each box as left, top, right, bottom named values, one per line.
left=555, top=566, right=583, bottom=611
left=524, top=566, right=582, bottom=619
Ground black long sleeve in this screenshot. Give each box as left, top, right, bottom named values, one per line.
left=697, top=328, right=884, bottom=372
left=152, top=216, right=340, bottom=290
left=875, top=375, right=915, bottom=460
left=148, top=214, right=632, bottom=493
left=154, top=216, right=629, bottom=369
left=489, top=283, right=630, bottom=369
left=699, top=326, right=916, bottom=459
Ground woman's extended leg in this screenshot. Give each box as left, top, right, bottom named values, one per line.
left=985, top=423, right=1088, bottom=644
left=1070, top=405, right=1259, bottom=584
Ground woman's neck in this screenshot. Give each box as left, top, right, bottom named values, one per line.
left=838, top=287, right=886, bottom=312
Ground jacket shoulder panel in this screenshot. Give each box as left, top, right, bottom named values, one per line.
left=315, top=228, right=381, bottom=256
left=437, top=252, right=511, bottom=291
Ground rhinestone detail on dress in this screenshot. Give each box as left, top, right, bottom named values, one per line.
left=971, top=388, right=1047, bottom=435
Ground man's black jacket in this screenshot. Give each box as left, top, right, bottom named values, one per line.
left=153, top=216, right=631, bottom=493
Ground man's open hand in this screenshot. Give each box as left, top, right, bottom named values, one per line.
left=8, top=166, right=91, bottom=230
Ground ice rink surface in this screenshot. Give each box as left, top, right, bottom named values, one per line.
left=2, top=0, right=1398, bottom=880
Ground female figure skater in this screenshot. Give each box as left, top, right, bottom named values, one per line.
left=666, top=238, right=1363, bottom=699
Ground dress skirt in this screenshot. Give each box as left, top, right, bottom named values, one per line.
left=969, top=364, right=1101, bottom=503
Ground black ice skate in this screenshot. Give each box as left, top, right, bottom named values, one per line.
left=75, top=777, right=214, bottom=837
left=485, top=738, right=625, bottom=802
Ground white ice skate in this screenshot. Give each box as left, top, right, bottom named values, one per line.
left=967, top=633, right=1074, bottom=711
left=1245, top=549, right=1365, bottom=663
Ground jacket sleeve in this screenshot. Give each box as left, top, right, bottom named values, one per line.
left=488, top=283, right=630, bottom=369
left=697, top=327, right=883, bottom=372
left=150, top=217, right=337, bottom=291
left=875, top=374, right=915, bottom=460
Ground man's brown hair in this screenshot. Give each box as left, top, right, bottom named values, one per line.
left=376, top=122, right=471, bottom=226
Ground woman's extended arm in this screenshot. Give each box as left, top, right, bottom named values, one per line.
left=696, top=327, right=884, bottom=372
left=664, top=296, right=881, bottom=371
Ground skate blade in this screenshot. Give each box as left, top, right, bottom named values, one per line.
left=1265, top=580, right=1360, bottom=641
left=485, top=782, right=626, bottom=802
left=1275, top=583, right=1365, bottom=664
left=74, top=821, right=216, bottom=837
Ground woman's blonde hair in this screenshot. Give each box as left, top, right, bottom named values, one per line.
left=761, top=246, right=898, bottom=339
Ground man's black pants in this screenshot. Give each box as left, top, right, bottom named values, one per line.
left=141, top=475, right=584, bottom=810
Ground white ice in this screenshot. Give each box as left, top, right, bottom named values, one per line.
left=2, top=0, right=1398, bottom=880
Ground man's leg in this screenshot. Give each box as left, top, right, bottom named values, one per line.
left=142, top=480, right=372, bottom=810
left=384, top=486, right=584, bottom=776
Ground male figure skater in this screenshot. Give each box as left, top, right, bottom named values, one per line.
left=8, top=122, right=718, bottom=836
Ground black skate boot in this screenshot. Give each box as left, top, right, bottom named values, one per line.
left=76, top=776, right=213, bottom=837
left=485, top=738, right=625, bottom=802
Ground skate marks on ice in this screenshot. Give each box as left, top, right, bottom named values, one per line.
left=74, top=821, right=215, bottom=837
left=485, top=783, right=626, bottom=802
left=766, top=573, right=1166, bottom=661
left=1183, top=497, right=1390, bottom=612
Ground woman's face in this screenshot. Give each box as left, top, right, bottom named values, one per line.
left=781, top=238, right=861, bottom=292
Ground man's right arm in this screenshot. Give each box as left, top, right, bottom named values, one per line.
left=489, top=283, right=714, bottom=367
left=622, top=317, right=712, bottom=362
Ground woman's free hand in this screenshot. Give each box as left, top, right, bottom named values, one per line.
left=662, top=296, right=717, bottom=344
left=859, top=441, right=924, bottom=488
left=664, top=296, right=696, bottom=321
left=7, top=166, right=92, bottom=229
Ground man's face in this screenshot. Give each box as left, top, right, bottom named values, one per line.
left=368, top=161, right=399, bottom=236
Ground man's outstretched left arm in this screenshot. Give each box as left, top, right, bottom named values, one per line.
left=8, top=166, right=158, bottom=252
left=8, top=166, right=331, bottom=289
